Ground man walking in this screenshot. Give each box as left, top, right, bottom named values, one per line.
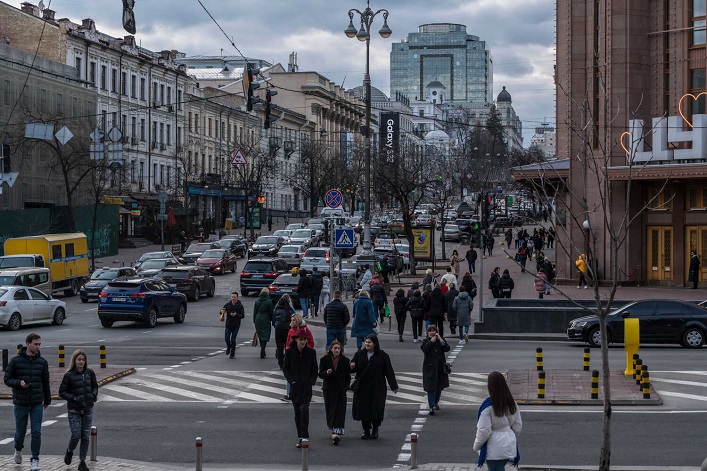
left=689, top=250, right=700, bottom=289
left=4, top=333, right=51, bottom=471
left=323, top=291, right=351, bottom=349
left=298, top=268, right=313, bottom=317
left=465, top=245, right=477, bottom=274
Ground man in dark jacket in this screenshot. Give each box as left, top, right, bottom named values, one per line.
left=498, top=269, right=515, bottom=298
left=323, top=291, right=351, bottom=349
left=369, top=277, right=388, bottom=323
left=488, top=267, right=501, bottom=298
left=425, top=287, right=447, bottom=338
left=380, top=254, right=391, bottom=283
left=465, top=246, right=478, bottom=274
left=282, top=328, right=318, bottom=448
left=4, top=333, right=51, bottom=469
left=297, top=269, right=313, bottom=317
left=309, top=268, right=323, bottom=317
left=689, top=250, right=700, bottom=289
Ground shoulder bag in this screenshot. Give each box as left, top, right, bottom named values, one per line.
left=349, top=356, right=372, bottom=392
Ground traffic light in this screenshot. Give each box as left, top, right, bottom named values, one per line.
left=264, top=89, right=277, bottom=129
left=243, top=67, right=261, bottom=112
left=487, top=193, right=496, bottom=228
left=481, top=197, right=489, bottom=230
left=1, top=144, right=10, bottom=173
left=257, top=195, right=266, bottom=205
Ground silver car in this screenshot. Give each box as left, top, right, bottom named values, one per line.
left=300, top=247, right=340, bottom=275
left=0, top=286, right=67, bottom=331
left=442, top=224, right=462, bottom=242
left=277, top=244, right=307, bottom=267
left=290, top=229, right=315, bottom=249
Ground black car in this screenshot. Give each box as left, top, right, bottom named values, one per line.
left=268, top=273, right=301, bottom=308
left=179, top=242, right=221, bottom=264
left=248, top=236, right=285, bottom=258
left=567, top=300, right=707, bottom=348
left=454, top=218, right=473, bottom=234
left=157, top=266, right=215, bottom=302
left=217, top=238, right=247, bottom=258
left=239, top=257, right=290, bottom=296
left=98, top=278, right=188, bottom=328
left=80, top=267, right=137, bottom=303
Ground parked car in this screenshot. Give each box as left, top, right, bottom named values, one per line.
left=216, top=238, right=247, bottom=258
left=0, top=286, right=67, bottom=331
left=248, top=235, right=285, bottom=258
left=196, top=248, right=237, bottom=275
left=454, top=218, right=473, bottom=234
left=135, top=251, right=176, bottom=269
left=300, top=247, right=340, bottom=275
left=135, top=258, right=180, bottom=277
left=268, top=273, right=301, bottom=308
left=289, top=229, right=316, bottom=248
left=441, top=224, right=462, bottom=242
left=567, top=300, right=707, bottom=348
left=80, top=267, right=137, bottom=303
left=98, top=278, right=188, bottom=328
left=277, top=244, right=307, bottom=268
left=239, top=257, right=290, bottom=296
left=179, top=242, right=220, bottom=264
left=157, top=266, right=215, bottom=302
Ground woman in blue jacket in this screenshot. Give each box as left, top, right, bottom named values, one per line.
left=350, top=290, right=378, bottom=349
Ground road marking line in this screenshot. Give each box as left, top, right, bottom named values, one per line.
left=0, top=438, right=14, bottom=445
left=41, top=420, right=56, bottom=426
left=57, top=413, right=68, bottom=418
left=652, top=378, right=707, bottom=388
left=658, top=391, right=707, bottom=402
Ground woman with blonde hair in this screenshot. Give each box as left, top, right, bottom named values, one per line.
left=59, top=350, right=98, bottom=471
left=318, top=340, right=351, bottom=445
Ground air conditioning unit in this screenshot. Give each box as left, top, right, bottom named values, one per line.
left=122, top=136, right=130, bottom=144
left=160, top=143, right=166, bottom=151
left=131, top=137, right=139, bottom=145
left=152, top=142, right=158, bottom=149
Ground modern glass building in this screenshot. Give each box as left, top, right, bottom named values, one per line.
left=390, top=23, right=493, bottom=107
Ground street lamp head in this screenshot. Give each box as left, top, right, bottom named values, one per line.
left=356, top=23, right=368, bottom=41
left=345, top=16, right=358, bottom=38
left=379, top=16, right=391, bottom=38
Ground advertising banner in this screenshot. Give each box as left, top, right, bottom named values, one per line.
left=379, top=112, right=399, bottom=165
left=411, top=227, right=433, bottom=260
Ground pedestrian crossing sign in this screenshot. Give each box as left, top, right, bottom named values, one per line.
left=334, top=228, right=354, bottom=249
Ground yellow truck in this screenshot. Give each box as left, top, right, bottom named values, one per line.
left=1, top=233, right=89, bottom=296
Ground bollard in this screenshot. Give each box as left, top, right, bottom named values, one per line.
left=2, top=349, right=8, bottom=372
left=301, top=438, right=309, bottom=471
left=90, top=426, right=97, bottom=461
left=17, top=343, right=22, bottom=354
left=410, top=433, right=418, bottom=469
left=632, top=353, right=639, bottom=377
left=642, top=371, right=651, bottom=399
left=195, top=437, right=202, bottom=471
left=100, top=345, right=106, bottom=369
left=591, top=370, right=599, bottom=399
left=536, top=347, right=543, bottom=371
left=583, top=347, right=590, bottom=371
left=537, top=371, right=545, bottom=399
left=58, top=344, right=65, bottom=368
left=634, top=359, right=643, bottom=385
left=640, top=364, right=648, bottom=391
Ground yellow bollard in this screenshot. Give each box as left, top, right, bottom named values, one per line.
left=591, top=370, right=599, bottom=399
left=100, top=345, right=106, bottom=369
left=536, top=347, right=543, bottom=371
left=642, top=371, right=651, bottom=399
left=58, top=345, right=65, bottom=368
left=639, top=364, right=648, bottom=391
left=537, top=371, right=545, bottom=399
left=624, top=318, right=640, bottom=375
left=583, top=347, right=590, bottom=371
left=634, top=359, right=643, bottom=385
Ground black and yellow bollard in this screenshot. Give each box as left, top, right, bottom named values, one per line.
left=642, top=371, right=651, bottom=399
left=640, top=364, right=648, bottom=391
left=99, top=345, right=106, bottom=369
left=17, top=344, right=22, bottom=354
left=634, top=359, right=643, bottom=385
left=583, top=347, right=590, bottom=371
left=536, top=347, right=543, bottom=371
left=632, top=353, right=639, bottom=377
left=591, top=370, right=599, bottom=399
left=537, top=371, right=545, bottom=399
left=58, top=345, right=65, bottom=368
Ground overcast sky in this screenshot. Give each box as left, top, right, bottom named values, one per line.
left=8, top=0, right=556, bottom=145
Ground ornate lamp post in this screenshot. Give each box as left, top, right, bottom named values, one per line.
left=345, top=0, right=391, bottom=251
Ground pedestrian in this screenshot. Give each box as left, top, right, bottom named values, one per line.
left=485, top=233, right=494, bottom=256
left=465, top=245, right=478, bottom=274
left=439, top=278, right=449, bottom=294
left=440, top=266, right=457, bottom=288
left=407, top=288, right=425, bottom=342
left=505, top=228, right=513, bottom=248
left=421, top=324, right=451, bottom=415
left=534, top=268, right=548, bottom=299
left=318, top=340, right=351, bottom=445
left=535, top=250, right=546, bottom=273
left=320, top=273, right=330, bottom=311
left=369, top=273, right=388, bottom=323
left=689, top=250, right=700, bottom=289
left=575, top=253, right=589, bottom=289
left=426, top=285, right=447, bottom=338
left=392, top=288, right=408, bottom=342
left=323, top=291, right=350, bottom=350
left=59, top=350, right=98, bottom=471
left=274, top=294, right=297, bottom=368
left=547, top=227, right=555, bottom=248
left=297, top=268, right=312, bottom=317
left=221, top=291, right=245, bottom=359
left=473, top=371, right=522, bottom=471
left=380, top=254, right=391, bottom=283
left=543, top=259, right=555, bottom=295
left=282, top=327, right=318, bottom=449
left=253, top=288, right=274, bottom=359
left=515, top=229, right=523, bottom=249
left=516, top=243, right=528, bottom=273
left=422, top=283, right=433, bottom=330
left=406, top=281, right=420, bottom=299
left=498, top=269, right=515, bottom=298
left=179, top=230, right=188, bottom=254
left=422, top=268, right=437, bottom=288
left=351, top=290, right=378, bottom=349
left=310, top=267, right=323, bottom=317
left=453, top=286, right=473, bottom=343
left=488, top=267, right=501, bottom=299
left=460, top=272, right=477, bottom=301
left=267, top=213, right=273, bottom=232
left=445, top=282, right=459, bottom=336
left=449, top=249, right=461, bottom=277
left=3, top=333, right=51, bottom=470
left=350, top=335, right=399, bottom=439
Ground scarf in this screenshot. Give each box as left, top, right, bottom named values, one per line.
left=476, top=397, right=520, bottom=468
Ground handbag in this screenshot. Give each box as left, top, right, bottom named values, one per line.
left=349, top=378, right=361, bottom=393
left=514, top=253, right=521, bottom=262
left=384, top=304, right=391, bottom=318
left=219, top=309, right=225, bottom=322
left=443, top=362, right=452, bottom=375
left=251, top=332, right=259, bottom=347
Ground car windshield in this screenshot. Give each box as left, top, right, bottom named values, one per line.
left=305, top=249, right=327, bottom=258
left=0, top=256, right=34, bottom=268
left=279, top=247, right=300, bottom=253
left=273, top=230, right=290, bottom=237
left=200, top=250, right=223, bottom=258
left=244, top=262, right=273, bottom=273
left=139, top=252, right=166, bottom=261
left=139, top=259, right=169, bottom=269
left=377, top=233, right=393, bottom=239
left=256, top=237, right=278, bottom=244
left=186, top=244, right=211, bottom=253
left=0, top=275, right=15, bottom=285
left=285, top=224, right=303, bottom=230
left=445, top=225, right=459, bottom=231
left=91, top=270, right=120, bottom=280
left=160, top=270, right=190, bottom=279
left=292, top=230, right=311, bottom=238
left=309, top=224, right=324, bottom=230
left=216, top=240, right=232, bottom=248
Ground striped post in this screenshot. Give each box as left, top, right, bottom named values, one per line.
left=58, top=345, right=65, bottom=368
left=634, top=359, right=643, bottom=385
left=537, top=370, right=545, bottom=399
left=195, top=437, right=202, bottom=471
left=640, top=364, right=648, bottom=391
left=591, top=370, right=599, bottom=399
left=536, top=347, right=543, bottom=371
left=642, top=371, right=651, bottom=399
left=301, top=438, right=309, bottom=471
left=100, top=345, right=106, bottom=369
left=583, top=347, right=590, bottom=371
left=90, top=426, right=97, bottom=461
left=410, top=433, right=418, bottom=469
left=632, top=353, right=639, bottom=377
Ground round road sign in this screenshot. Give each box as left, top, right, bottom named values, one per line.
left=325, top=189, right=343, bottom=208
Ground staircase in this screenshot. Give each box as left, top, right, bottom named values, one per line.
left=118, top=237, right=153, bottom=249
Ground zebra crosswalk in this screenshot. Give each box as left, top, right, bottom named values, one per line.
left=98, top=369, right=490, bottom=405
left=650, top=371, right=707, bottom=405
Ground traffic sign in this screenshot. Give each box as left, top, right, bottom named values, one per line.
left=231, top=148, right=247, bottom=165
left=158, top=192, right=168, bottom=203
left=325, top=189, right=343, bottom=208
left=156, top=214, right=168, bottom=221
left=108, top=127, right=123, bottom=142
left=334, top=228, right=354, bottom=249
left=55, top=126, right=73, bottom=145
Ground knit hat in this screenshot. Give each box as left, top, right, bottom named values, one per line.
left=292, top=327, right=309, bottom=338
left=411, top=281, right=420, bottom=289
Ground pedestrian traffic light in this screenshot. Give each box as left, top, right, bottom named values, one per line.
left=1, top=144, right=10, bottom=173
left=487, top=193, right=496, bottom=227
left=264, top=89, right=277, bottom=130
left=243, top=67, right=261, bottom=112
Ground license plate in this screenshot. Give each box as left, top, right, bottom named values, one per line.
left=169, top=284, right=177, bottom=289
left=87, top=293, right=98, bottom=298
left=312, top=258, right=320, bottom=262
left=111, top=297, right=127, bottom=302
left=252, top=274, right=262, bottom=278
left=279, top=288, right=291, bottom=293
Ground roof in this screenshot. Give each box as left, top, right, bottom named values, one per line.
left=347, top=85, right=389, bottom=102
left=10, top=233, right=86, bottom=242
left=427, top=80, right=445, bottom=89
left=497, top=86, right=512, bottom=103
left=511, top=158, right=570, bottom=182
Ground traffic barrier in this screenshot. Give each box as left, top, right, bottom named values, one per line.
left=90, top=426, right=97, bottom=461
left=16, top=343, right=22, bottom=354
left=536, top=347, right=543, bottom=371
left=642, top=371, right=651, bottom=399
left=2, top=349, right=8, bottom=372
left=410, top=433, right=418, bottom=469
left=639, top=364, right=648, bottom=391
left=631, top=353, right=639, bottom=377
left=195, top=437, right=202, bottom=471
left=58, top=344, right=65, bottom=368
left=537, top=370, right=545, bottom=399
left=591, top=370, right=599, bottom=399
left=301, top=438, right=309, bottom=471
left=634, top=359, right=643, bottom=385
left=583, top=347, right=590, bottom=371
left=100, top=345, right=106, bottom=368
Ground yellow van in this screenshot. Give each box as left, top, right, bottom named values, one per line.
left=0, top=267, right=52, bottom=296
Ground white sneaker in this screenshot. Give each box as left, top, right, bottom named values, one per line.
left=13, top=449, right=22, bottom=464
left=577, top=285, right=581, bottom=289
left=584, top=285, right=588, bottom=289
left=30, top=458, right=40, bottom=471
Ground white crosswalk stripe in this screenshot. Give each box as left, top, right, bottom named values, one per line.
left=651, top=371, right=707, bottom=403
left=98, top=370, right=491, bottom=404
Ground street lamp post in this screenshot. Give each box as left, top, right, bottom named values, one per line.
left=345, top=0, right=391, bottom=251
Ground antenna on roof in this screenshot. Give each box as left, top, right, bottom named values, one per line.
left=340, top=76, right=346, bottom=89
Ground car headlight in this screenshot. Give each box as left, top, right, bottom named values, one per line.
left=572, top=320, right=587, bottom=328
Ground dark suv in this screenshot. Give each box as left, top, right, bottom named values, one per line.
left=249, top=235, right=285, bottom=258
left=157, top=266, right=215, bottom=302
left=98, top=278, right=187, bottom=328
left=179, top=242, right=220, bottom=264
left=80, top=267, right=137, bottom=303
left=239, top=258, right=290, bottom=296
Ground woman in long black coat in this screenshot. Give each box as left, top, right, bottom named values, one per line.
left=318, top=340, right=351, bottom=445
left=420, top=324, right=450, bottom=415
left=349, top=334, right=398, bottom=440
left=283, top=328, right=318, bottom=448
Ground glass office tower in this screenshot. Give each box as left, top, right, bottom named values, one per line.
left=390, top=23, right=493, bottom=107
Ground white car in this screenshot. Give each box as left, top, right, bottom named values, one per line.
left=272, top=229, right=293, bottom=244
left=0, top=286, right=67, bottom=331
left=277, top=244, right=307, bottom=267
left=442, top=224, right=462, bottom=241
left=290, top=229, right=316, bottom=248
left=300, top=248, right=340, bottom=275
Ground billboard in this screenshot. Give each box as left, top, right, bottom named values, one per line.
left=379, top=112, right=399, bottom=164
left=411, top=227, right=433, bottom=261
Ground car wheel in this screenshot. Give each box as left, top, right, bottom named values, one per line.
left=80, top=298, right=88, bottom=303
left=64, top=279, right=79, bottom=297
left=190, top=286, right=200, bottom=302
left=144, top=308, right=158, bottom=328
left=100, top=318, right=113, bottom=328
left=8, top=313, right=21, bottom=331
left=588, top=326, right=607, bottom=348
left=207, top=282, right=215, bottom=298
left=241, top=289, right=248, bottom=297
left=682, top=327, right=705, bottom=348
left=52, top=307, right=65, bottom=325
left=173, top=304, right=186, bottom=324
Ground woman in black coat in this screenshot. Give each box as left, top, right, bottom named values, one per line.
left=349, top=335, right=399, bottom=440
left=498, top=269, right=515, bottom=298
left=283, top=328, right=318, bottom=448
left=392, top=288, right=408, bottom=342
left=420, top=325, right=450, bottom=415
left=318, top=340, right=351, bottom=445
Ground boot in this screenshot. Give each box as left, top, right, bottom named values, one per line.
left=399, top=335, right=403, bottom=342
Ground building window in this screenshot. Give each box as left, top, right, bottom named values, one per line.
left=101, top=65, right=107, bottom=90
left=56, top=93, right=63, bottom=114
left=40, top=89, right=47, bottom=111
left=693, top=0, right=706, bottom=45
left=646, top=185, right=674, bottom=211
left=195, top=114, right=200, bottom=133
left=131, top=74, right=137, bottom=98
left=159, top=123, right=165, bottom=145
left=121, top=72, right=127, bottom=96
left=167, top=124, right=171, bottom=145
left=208, top=118, right=212, bottom=137
left=122, top=114, right=127, bottom=133
left=111, top=69, right=117, bottom=93
left=177, top=90, right=183, bottom=110
left=72, top=97, right=78, bottom=116
left=152, top=121, right=157, bottom=145
left=75, top=57, right=82, bottom=79
left=166, top=86, right=172, bottom=105
left=140, top=119, right=146, bottom=140
left=160, top=84, right=165, bottom=104
left=188, top=112, right=192, bottom=132
left=3, top=80, right=10, bottom=105
left=111, top=112, right=117, bottom=129
left=687, top=185, right=707, bottom=209
left=153, top=163, right=158, bottom=187
left=160, top=165, right=164, bottom=185
left=691, top=69, right=706, bottom=115
left=140, top=78, right=146, bottom=101
left=153, top=82, right=158, bottom=102
left=131, top=117, right=137, bottom=137
left=177, top=127, right=182, bottom=146
left=89, top=62, right=96, bottom=86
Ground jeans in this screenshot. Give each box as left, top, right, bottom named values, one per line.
left=14, top=403, right=43, bottom=460
left=326, top=328, right=346, bottom=350
left=468, top=261, right=476, bottom=274
left=545, top=281, right=550, bottom=294
left=67, top=409, right=93, bottom=461
left=292, top=401, right=311, bottom=438
left=299, top=297, right=310, bottom=317
left=458, top=325, right=469, bottom=340
left=519, top=256, right=527, bottom=272
left=427, top=389, right=442, bottom=408
left=486, top=459, right=511, bottom=471
left=224, top=327, right=239, bottom=352
left=311, top=294, right=321, bottom=316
